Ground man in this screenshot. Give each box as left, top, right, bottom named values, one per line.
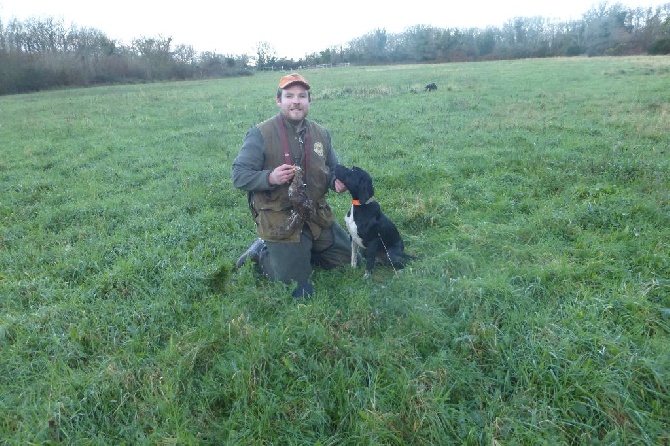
left=232, top=73, right=351, bottom=298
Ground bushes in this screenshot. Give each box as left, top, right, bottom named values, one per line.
left=649, top=38, right=670, bottom=55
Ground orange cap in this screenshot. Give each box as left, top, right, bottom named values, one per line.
left=278, top=73, right=310, bottom=90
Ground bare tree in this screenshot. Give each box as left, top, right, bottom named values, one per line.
left=254, top=41, right=276, bottom=69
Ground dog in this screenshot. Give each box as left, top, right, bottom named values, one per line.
left=334, top=165, right=413, bottom=278
left=425, top=82, right=437, bottom=92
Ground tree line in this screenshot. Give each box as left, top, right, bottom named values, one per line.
left=1, top=2, right=669, bottom=95
left=0, top=18, right=251, bottom=95
left=334, top=2, right=670, bottom=65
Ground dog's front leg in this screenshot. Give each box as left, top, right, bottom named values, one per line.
left=363, top=239, right=380, bottom=278
left=350, top=240, right=358, bottom=268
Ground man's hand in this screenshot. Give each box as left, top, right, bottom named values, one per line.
left=269, top=164, right=296, bottom=185
left=334, top=179, right=348, bottom=193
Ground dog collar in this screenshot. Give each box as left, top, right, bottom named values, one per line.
left=352, top=197, right=374, bottom=206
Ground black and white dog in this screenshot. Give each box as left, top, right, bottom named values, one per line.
left=334, top=165, right=413, bottom=277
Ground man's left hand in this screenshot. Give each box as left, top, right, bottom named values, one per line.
left=334, top=179, right=347, bottom=193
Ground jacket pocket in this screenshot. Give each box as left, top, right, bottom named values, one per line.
left=259, top=209, right=303, bottom=241
left=311, top=198, right=333, bottom=227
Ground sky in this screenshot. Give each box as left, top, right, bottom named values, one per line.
left=0, top=0, right=667, bottom=60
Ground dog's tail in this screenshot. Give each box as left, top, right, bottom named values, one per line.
left=397, top=252, right=418, bottom=268
left=402, top=253, right=418, bottom=261
left=377, top=251, right=418, bottom=270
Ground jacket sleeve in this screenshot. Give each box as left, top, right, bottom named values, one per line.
left=324, top=130, right=341, bottom=190
left=231, top=126, right=276, bottom=192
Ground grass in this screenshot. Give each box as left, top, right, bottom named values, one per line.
left=1, top=56, right=669, bottom=444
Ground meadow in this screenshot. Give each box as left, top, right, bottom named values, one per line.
left=0, top=56, right=668, bottom=444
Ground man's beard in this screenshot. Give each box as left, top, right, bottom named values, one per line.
left=284, top=108, right=307, bottom=124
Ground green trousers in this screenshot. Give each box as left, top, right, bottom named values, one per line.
left=259, top=222, right=351, bottom=284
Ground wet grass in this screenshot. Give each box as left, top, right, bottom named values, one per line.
left=1, top=56, right=669, bottom=444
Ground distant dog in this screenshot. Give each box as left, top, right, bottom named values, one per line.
left=334, top=165, right=414, bottom=277
left=425, top=82, right=437, bottom=92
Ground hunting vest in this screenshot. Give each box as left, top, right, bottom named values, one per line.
left=251, top=114, right=334, bottom=242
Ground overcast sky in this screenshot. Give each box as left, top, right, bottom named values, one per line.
left=0, top=1, right=666, bottom=59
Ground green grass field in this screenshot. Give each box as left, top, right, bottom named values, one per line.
left=1, top=56, right=669, bottom=444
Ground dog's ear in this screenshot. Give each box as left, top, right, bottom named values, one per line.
left=358, top=175, right=374, bottom=203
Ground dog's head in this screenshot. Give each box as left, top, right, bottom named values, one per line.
left=334, top=165, right=374, bottom=204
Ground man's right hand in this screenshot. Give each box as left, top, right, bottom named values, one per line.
left=269, top=164, right=296, bottom=185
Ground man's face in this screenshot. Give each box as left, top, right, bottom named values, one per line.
left=277, top=84, right=310, bottom=124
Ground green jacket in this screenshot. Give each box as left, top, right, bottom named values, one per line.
left=232, top=114, right=340, bottom=242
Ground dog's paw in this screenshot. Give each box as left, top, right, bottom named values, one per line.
left=363, top=270, right=371, bottom=279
